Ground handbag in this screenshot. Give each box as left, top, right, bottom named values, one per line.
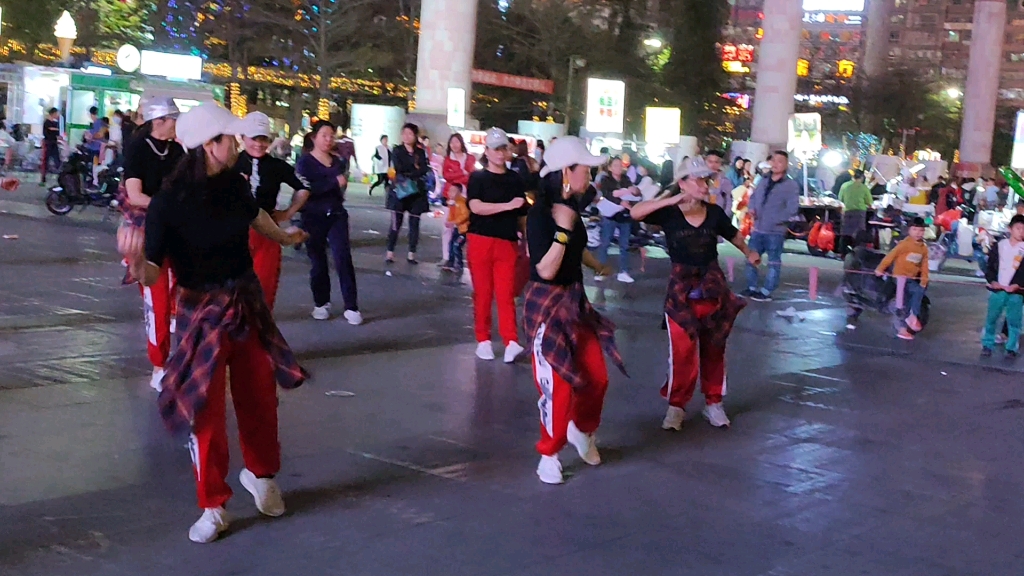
left=393, top=175, right=420, bottom=200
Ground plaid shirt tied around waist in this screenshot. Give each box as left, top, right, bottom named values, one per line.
left=665, top=262, right=746, bottom=349
left=157, top=272, right=308, bottom=434
left=522, top=281, right=627, bottom=390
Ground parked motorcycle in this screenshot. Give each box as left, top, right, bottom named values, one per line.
left=44, top=146, right=120, bottom=216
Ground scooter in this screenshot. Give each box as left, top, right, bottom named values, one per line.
left=44, top=146, right=120, bottom=216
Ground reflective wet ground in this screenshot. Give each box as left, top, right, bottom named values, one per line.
left=1, top=184, right=1022, bottom=575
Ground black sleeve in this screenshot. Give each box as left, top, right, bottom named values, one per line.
left=466, top=172, right=483, bottom=202
left=144, top=194, right=170, bottom=266
left=123, top=139, right=145, bottom=181
left=712, top=204, right=739, bottom=239
left=986, top=242, right=1000, bottom=284
left=279, top=158, right=309, bottom=191
left=527, top=208, right=556, bottom=267
left=642, top=206, right=670, bottom=226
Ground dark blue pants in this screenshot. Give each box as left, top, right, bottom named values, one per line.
left=302, top=209, right=358, bottom=311
left=448, top=231, right=466, bottom=273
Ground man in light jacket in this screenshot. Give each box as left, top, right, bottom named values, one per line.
left=744, top=150, right=801, bottom=302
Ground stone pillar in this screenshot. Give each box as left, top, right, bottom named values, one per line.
left=863, top=0, right=892, bottom=79
left=750, top=0, right=803, bottom=150
left=959, top=0, right=1006, bottom=167
left=413, top=0, right=477, bottom=117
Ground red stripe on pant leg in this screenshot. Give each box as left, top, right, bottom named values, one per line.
left=491, top=238, right=521, bottom=345
left=249, top=229, right=282, bottom=311
left=191, top=335, right=233, bottom=509
left=532, top=324, right=572, bottom=456
left=571, top=326, right=609, bottom=435
left=467, top=234, right=495, bottom=343
left=229, top=331, right=281, bottom=477
left=662, top=317, right=699, bottom=409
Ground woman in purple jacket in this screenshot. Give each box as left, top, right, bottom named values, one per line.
left=295, top=121, right=362, bottom=325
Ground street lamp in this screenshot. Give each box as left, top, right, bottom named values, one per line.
left=945, top=87, right=962, bottom=99
left=565, top=55, right=586, bottom=129
left=643, top=37, right=663, bottom=49
left=54, top=11, right=77, bottom=62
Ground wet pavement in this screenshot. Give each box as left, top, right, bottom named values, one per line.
left=2, top=182, right=1024, bottom=575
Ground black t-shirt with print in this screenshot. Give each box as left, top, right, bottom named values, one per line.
left=467, top=169, right=528, bottom=242
left=235, top=151, right=309, bottom=213
left=123, top=135, right=186, bottom=197
left=145, top=171, right=260, bottom=290
left=642, top=202, right=738, bottom=267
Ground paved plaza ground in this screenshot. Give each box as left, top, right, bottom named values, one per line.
left=1, top=182, right=1023, bottom=575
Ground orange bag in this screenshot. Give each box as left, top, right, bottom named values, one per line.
left=740, top=213, right=753, bottom=238
left=817, top=222, right=836, bottom=252
left=807, top=221, right=823, bottom=247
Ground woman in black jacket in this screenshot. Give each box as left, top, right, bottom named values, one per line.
left=387, top=122, right=430, bottom=264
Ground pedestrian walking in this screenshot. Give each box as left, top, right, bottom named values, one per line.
left=523, top=136, right=627, bottom=484
left=369, top=135, right=391, bottom=195
left=440, top=133, right=476, bottom=264
left=386, top=123, right=430, bottom=264
left=595, top=156, right=638, bottom=283
left=295, top=120, right=362, bottom=325
left=982, top=215, right=1024, bottom=358
left=235, top=112, right=311, bottom=310
left=630, top=157, right=759, bottom=431
left=116, top=103, right=308, bottom=543
left=119, top=96, right=186, bottom=391
left=467, top=127, right=528, bottom=362
left=837, top=169, right=873, bottom=256
left=41, top=107, right=62, bottom=182
left=744, top=150, right=801, bottom=301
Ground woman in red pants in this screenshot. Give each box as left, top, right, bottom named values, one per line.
left=118, top=103, right=308, bottom=543
left=120, top=96, right=185, bottom=391
left=523, top=137, right=627, bottom=484
left=235, top=112, right=311, bottom=310
left=630, top=157, right=759, bottom=431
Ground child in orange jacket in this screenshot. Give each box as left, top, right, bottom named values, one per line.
left=876, top=217, right=929, bottom=340
left=444, top=183, right=470, bottom=274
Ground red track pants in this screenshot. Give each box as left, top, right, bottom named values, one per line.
left=139, top=264, right=176, bottom=369
left=249, top=228, right=282, bottom=311
left=532, top=324, right=609, bottom=456
left=189, top=329, right=280, bottom=509
left=662, top=302, right=727, bottom=408
left=466, top=234, right=520, bottom=345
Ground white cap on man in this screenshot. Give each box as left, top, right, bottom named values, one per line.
left=175, top=103, right=244, bottom=150
left=238, top=112, right=272, bottom=139
left=539, top=136, right=608, bottom=177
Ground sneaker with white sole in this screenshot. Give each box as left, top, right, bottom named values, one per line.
left=311, top=303, right=331, bottom=320
left=594, top=275, right=606, bottom=282
left=344, top=310, right=363, bottom=326
left=662, top=406, right=685, bottom=431
left=239, top=468, right=285, bottom=517
left=566, top=421, right=600, bottom=465
left=616, top=271, right=635, bottom=284
left=536, top=454, right=564, bottom=484
left=503, top=341, right=525, bottom=363
left=702, top=403, right=731, bottom=428
left=188, top=507, right=230, bottom=543
left=150, top=367, right=165, bottom=392
left=475, top=341, right=495, bottom=360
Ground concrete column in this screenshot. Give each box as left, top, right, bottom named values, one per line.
left=959, top=0, right=1006, bottom=166
left=863, top=0, right=892, bottom=79
left=750, top=0, right=804, bottom=150
left=413, top=0, right=478, bottom=117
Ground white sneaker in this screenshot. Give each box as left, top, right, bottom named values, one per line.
left=475, top=341, right=495, bottom=360
left=536, top=455, right=564, bottom=484
left=594, top=275, right=605, bottom=282
left=616, top=271, right=635, bottom=284
left=662, top=406, right=685, bottom=431
left=566, top=421, right=600, bottom=465
left=239, top=468, right=285, bottom=517
left=311, top=303, right=331, bottom=320
left=702, top=403, right=731, bottom=428
left=503, top=341, right=525, bottom=363
left=188, top=507, right=230, bottom=543
left=343, top=309, right=363, bottom=326
left=846, top=323, right=857, bottom=331
left=150, top=367, right=165, bottom=392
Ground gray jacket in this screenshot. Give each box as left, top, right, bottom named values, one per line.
left=749, top=174, right=801, bottom=235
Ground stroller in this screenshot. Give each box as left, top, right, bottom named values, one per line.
left=842, top=245, right=930, bottom=333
